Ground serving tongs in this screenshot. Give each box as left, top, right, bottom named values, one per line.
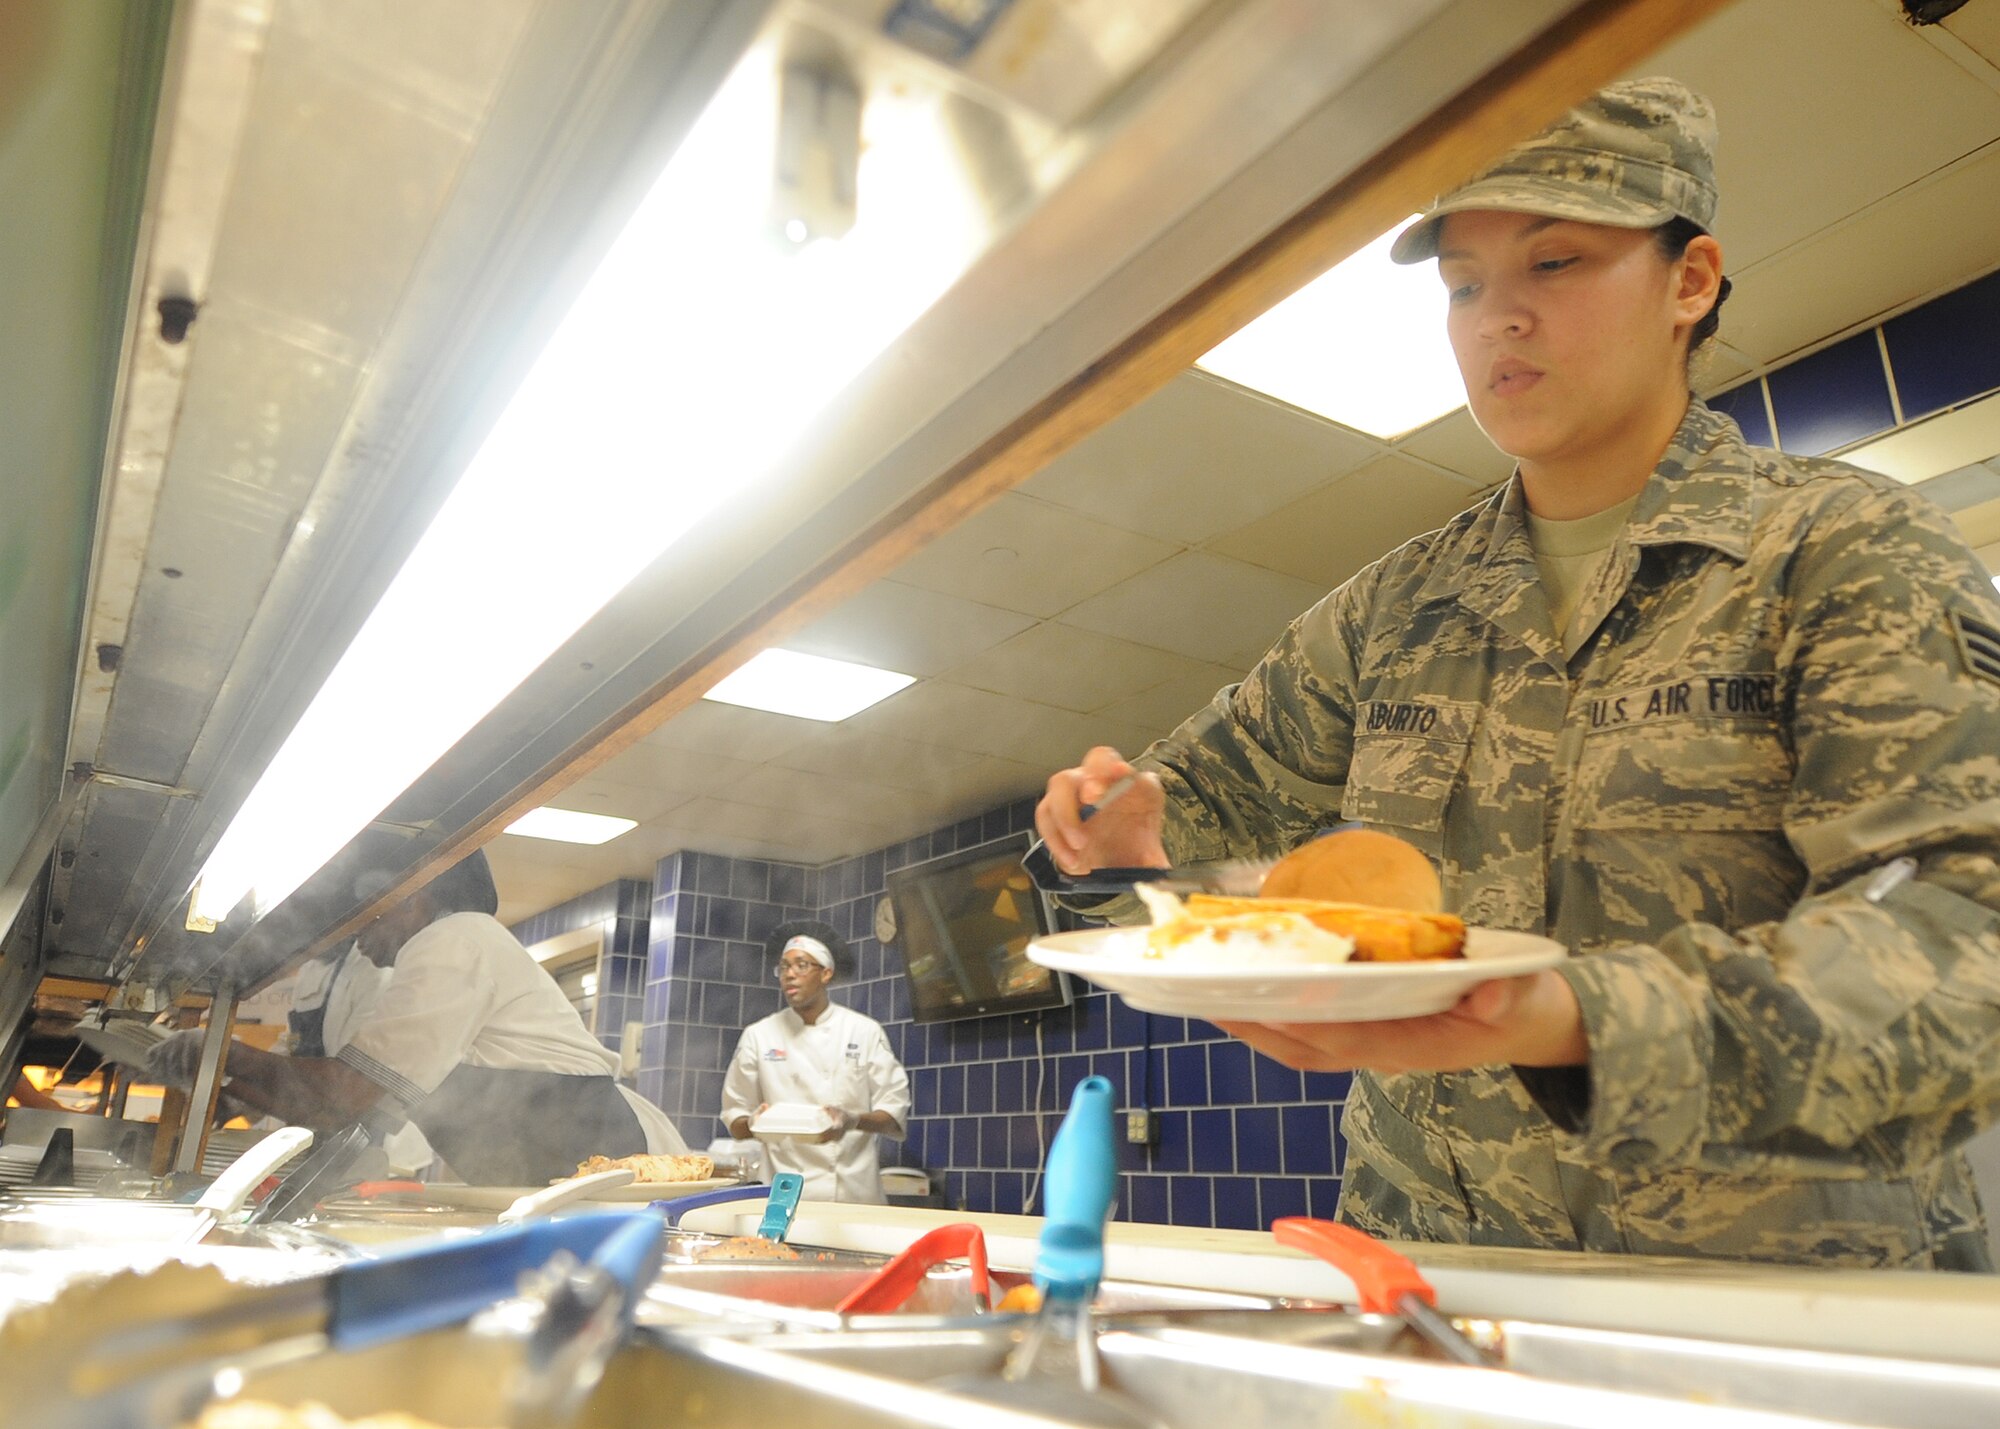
left=4, top=1208, right=666, bottom=1428
left=1273, top=1216, right=1493, bottom=1367
left=944, top=1076, right=1161, bottom=1427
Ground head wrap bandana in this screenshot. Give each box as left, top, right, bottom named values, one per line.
left=782, top=934, right=835, bottom=970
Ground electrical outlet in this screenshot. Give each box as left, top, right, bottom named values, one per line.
left=1125, top=1108, right=1159, bottom=1145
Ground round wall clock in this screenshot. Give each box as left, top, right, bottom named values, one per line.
left=873, top=896, right=898, bottom=944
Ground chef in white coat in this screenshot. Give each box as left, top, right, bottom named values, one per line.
left=721, top=921, right=911, bottom=1203
left=153, top=850, right=684, bottom=1182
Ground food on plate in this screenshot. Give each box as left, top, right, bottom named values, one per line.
left=1137, top=884, right=1466, bottom=964
left=567, top=1151, right=714, bottom=1183
left=1259, top=827, right=1443, bottom=911
left=191, top=1404, right=466, bottom=1429
left=1137, top=884, right=1360, bottom=965
left=695, top=1234, right=802, bottom=1261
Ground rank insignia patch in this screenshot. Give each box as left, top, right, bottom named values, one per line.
left=1951, top=609, right=2000, bottom=688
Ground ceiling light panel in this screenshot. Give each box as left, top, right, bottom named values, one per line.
left=1196, top=217, right=1466, bottom=439
left=189, top=37, right=1003, bottom=926
left=506, top=807, right=638, bottom=845
left=702, top=648, right=916, bottom=722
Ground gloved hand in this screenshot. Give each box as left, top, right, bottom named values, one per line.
left=812, top=1106, right=855, bottom=1144
left=144, top=1029, right=208, bottom=1090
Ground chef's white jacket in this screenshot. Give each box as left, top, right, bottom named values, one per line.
left=337, top=911, right=685, bottom=1155
left=720, top=1001, right=911, bottom=1204
left=277, top=945, right=435, bottom=1175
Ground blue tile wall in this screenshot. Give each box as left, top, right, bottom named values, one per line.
left=1766, top=329, right=1896, bottom=457
left=507, top=878, right=650, bottom=1057
left=1882, top=267, right=2000, bottom=422
left=563, top=794, right=1347, bottom=1231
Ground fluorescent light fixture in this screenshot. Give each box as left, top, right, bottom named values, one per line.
left=1196, top=217, right=1466, bottom=439
left=704, top=647, right=914, bottom=721
left=189, top=41, right=992, bottom=926
left=504, top=807, right=637, bottom=845
left=1992, top=573, right=1999, bottom=593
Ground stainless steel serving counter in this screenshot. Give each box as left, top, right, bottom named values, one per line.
left=9, top=1188, right=2000, bottom=1428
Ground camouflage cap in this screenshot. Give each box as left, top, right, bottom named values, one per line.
left=1390, top=77, right=1717, bottom=265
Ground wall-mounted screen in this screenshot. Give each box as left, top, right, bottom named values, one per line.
left=886, top=834, right=1071, bottom=1024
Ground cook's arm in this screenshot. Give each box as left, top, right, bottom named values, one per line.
left=1522, top=489, right=2000, bottom=1179
left=720, top=1030, right=762, bottom=1140
left=212, top=1041, right=386, bottom=1131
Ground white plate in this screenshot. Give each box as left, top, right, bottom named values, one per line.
left=1028, top=925, right=1566, bottom=1022
left=414, top=1177, right=738, bottom=1211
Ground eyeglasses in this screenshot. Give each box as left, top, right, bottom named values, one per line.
left=774, top=959, right=828, bottom=979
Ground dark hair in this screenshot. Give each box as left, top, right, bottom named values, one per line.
left=424, top=849, right=500, bottom=917
left=768, top=918, right=850, bottom=978
left=1653, top=216, right=1730, bottom=366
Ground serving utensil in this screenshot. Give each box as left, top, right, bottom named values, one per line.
left=833, top=1222, right=991, bottom=1315
left=942, top=1076, right=1160, bottom=1427
left=1272, top=1216, right=1492, bottom=1367
left=507, top=1210, right=665, bottom=1429
left=6, top=1209, right=665, bottom=1427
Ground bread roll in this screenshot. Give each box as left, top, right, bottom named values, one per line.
left=1260, top=828, right=1442, bottom=912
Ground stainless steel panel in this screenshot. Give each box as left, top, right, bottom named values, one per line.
left=1494, top=1318, right=2000, bottom=1429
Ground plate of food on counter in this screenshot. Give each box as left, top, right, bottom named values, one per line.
left=417, top=1152, right=736, bottom=1210
left=1027, top=829, right=1565, bottom=1023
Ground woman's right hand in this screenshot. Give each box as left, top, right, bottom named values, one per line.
left=1036, top=747, right=1169, bottom=876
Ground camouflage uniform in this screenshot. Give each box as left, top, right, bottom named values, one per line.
left=1135, top=399, right=2000, bottom=1268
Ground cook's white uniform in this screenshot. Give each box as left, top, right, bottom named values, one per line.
left=720, top=1002, right=910, bottom=1203
left=278, top=946, right=435, bottom=1175
left=338, top=912, right=684, bottom=1156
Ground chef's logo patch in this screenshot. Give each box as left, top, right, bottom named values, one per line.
left=764, top=1048, right=788, bottom=1062
left=1585, top=673, right=1778, bottom=730
left=845, top=1041, right=863, bottom=1061
left=1952, top=610, right=2000, bottom=689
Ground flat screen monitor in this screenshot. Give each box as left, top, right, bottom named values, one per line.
left=887, top=835, right=1071, bottom=1024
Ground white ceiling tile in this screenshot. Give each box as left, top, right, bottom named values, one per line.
left=945, top=623, right=1218, bottom=713
left=540, top=773, right=690, bottom=825
left=843, top=680, right=1059, bottom=754
left=986, top=697, right=1179, bottom=774
left=641, top=699, right=826, bottom=764
left=671, top=797, right=898, bottom=860
left=1941, top=2, right=2000, bottom=71
left=1058, top=551, right=1328, bottom=669
left=789, top=580, right=1036, bottom=677
left=1637, top=0, right=2000, bottom=269
left=1394, top=406, right=1512, bottom=485
left=1722, top=142, right=2000, bottom=366
left=1094, top=661, right=1245, bottom=734
left=728, top=763, right=958, bottom=829
left=590, top=739, right=763, bottom=798
left=1208, top=455, right=1489, bottom=589
left=1951, top=493, right=2000, bottom=553
left=886, top=492, right=1178, bottom=618
left=1694, top=342, right=1756, bottom=395
left=770, top=730, right=1014, bottom=792
left=1020, top=371, right=1380, bottom=544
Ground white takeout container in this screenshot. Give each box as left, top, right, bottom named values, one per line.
left=751, top=1103, right=837, bottom=1137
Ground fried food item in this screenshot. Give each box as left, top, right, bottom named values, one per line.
left=696, top=1235, right=802, bottom=1261
left=569, top=1152, right=714, bottom=1183
left=192, top=1403, right=468, bottom=1429
left=1260, top=828, right=1443, bottom=911
left=1181, top=894, right=1465, bottom=962
left=1138, top=884, right=1362, bottom=965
